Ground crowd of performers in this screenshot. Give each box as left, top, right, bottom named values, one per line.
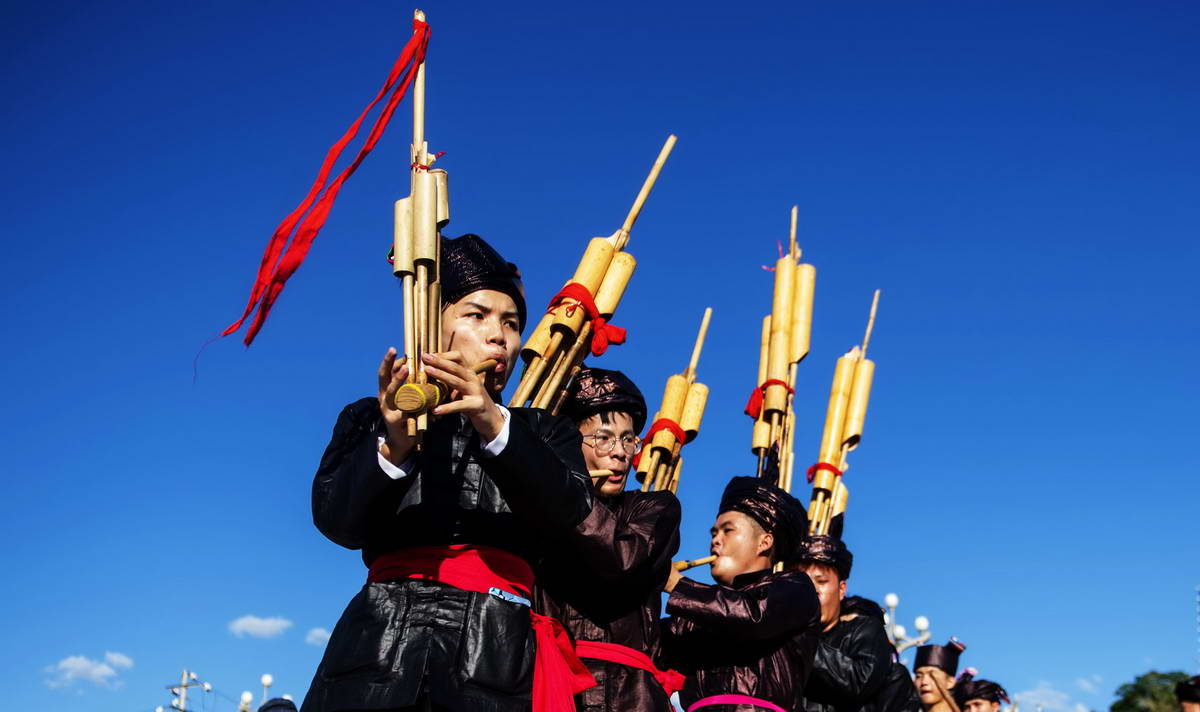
left=280, top=234, right=1019, bottom=712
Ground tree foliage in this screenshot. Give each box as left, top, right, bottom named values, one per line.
left=1111, top=671, right=1190, bottom=712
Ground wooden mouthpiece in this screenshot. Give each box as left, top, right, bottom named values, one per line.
left=673, top=554, right=717, bottom=571
left=589, top=469, right=615, bottom=479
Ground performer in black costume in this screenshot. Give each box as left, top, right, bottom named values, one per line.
left=912, top=639, right=966, bottom=712
left=535, top=367, right=683, bottom=712
left=953, top=678, right=1009, bottom=712
left=791, top=524, right=918, bottom=712
left=661, top=477, right=822, bottom=712
left=303, top=235, right=595, bottom=712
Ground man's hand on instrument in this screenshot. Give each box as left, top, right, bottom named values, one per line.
left=421, top=351, right=505, bottom=442
left=378, top=348, right=416, bottom=465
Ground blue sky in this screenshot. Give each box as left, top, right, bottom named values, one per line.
left=1, top=1, right=1197, bottom=710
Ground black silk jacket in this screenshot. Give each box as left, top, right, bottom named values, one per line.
left=302, top=398, right=593, bottom=712
left=534, top=489, right=682, bottom=712
left=802, top=597, right=919, bottom=712
left=662, top=569, right=822, bottom=712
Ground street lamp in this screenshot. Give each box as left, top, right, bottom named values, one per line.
left=239, top=691, right=255, bottom=712
left=260, top=674, right=274, bottom=705
left=883, top=592, right=932, bottom=653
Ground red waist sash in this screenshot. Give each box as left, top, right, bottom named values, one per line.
left=687, top=694, right=789, bottom=712
left=368, top=545, right=596, bottom=712
left=574, top=640, right=686, bottom=696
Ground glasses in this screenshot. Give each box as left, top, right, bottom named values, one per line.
left=581, top=433, right=642, bottom=456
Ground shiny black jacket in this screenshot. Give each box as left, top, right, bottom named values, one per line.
left=534, top=489, right=681, bottom=712
left=662, top=569, right=822, bottom=712
left=802, top=596, right=919, bottom=712
left=302, top=398, right=593, bottom=712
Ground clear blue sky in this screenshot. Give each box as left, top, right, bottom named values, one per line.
left=2, top=1, right=1197, bottom=710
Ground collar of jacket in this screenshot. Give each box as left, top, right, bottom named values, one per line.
left=730, top=567, right=773, bottom=588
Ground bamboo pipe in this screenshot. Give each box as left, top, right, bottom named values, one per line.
left=684, top=307, right=712, bottom=381
left=614, top=134, right=677, bottom=250
left=673, top=554, right=716, bottom=572
left=393, top=359, right=498, bottom=414
left=932, top=673, right=962, bottom=712
left=763, top=255, right=795, bottom=415
left=589, top=469, right=614, bottom=479
left=862, top=289, right=880, bottom=358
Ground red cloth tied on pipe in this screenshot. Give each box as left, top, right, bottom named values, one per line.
left=631, top=417, right=689, bottom=468
left=368, top=545, right=596, bottom=712
left=574, top=640, right=687, bottom=696
left=221, top=19, right=431, bottom=346
left=743, top=378, right=794, bottom=419
left=546, top=282, right=627, bottom=357
left=805, top=461, right=844, bottom=483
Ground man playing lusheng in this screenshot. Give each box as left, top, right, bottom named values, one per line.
left=661, top=476, right=822, bottom=712
left=303, top=234, right=595, bottom=712
left=912, top=639, right=967, bottom=712
left=534, top=366, right=683, bottom=712
left=953, top=678, right=1009, bottom=712
left=791, top=532, right=918, bottom=712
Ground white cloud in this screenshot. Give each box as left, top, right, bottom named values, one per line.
left=1016, top=682, right=1074, bottom=712
left=44, top=652, right=134, bottom=689
left=229, top=614, right=293, bottom=639
left=305, top=627, right=331, bottom=646
left=1075, top=678, right=1096, bottom=694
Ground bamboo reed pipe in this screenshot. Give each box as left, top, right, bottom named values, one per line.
left=551, top=237, right=616, bottom=336
left=615, top=134, right=677, bottom=250
left=789, top=263, right=816, bottom=363
left=842, top=358, right=875, bottom=451
left=520, top=313, right=555, bottom=362
left=862, top=289, right=880, bottom=358
left=764, top=256, right=795, bottom=415
left=685, top=308, right=713, bottom=381
left=589, top=469, right=614, bottom=479
left=674, top=554, right=716, bottom=572
left=393, top=359, right=498, bottom=414
left=679, top=382, right=709, bottom=442
left=509, top=330, right=564, bottom=406
left=533, top=322, right=592, bottom=409
left=667, top=456, right=682, bottom=494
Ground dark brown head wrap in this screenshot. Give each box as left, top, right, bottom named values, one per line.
left=955, top=679, right=1010, bottom=706
left=440, top=234, right=526, bottom=330
left=1178, top=676, right=1200, bottom=704
left=718, top=477, right=808, bottom=563
left=914, top=637, right=966, bottom=676
left=562, top=367, right=647, bottom=433
left=792, top=534, right=854, bottom=580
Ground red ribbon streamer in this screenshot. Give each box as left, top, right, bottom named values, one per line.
left=743, top=378, right=794, bottom=419
left=805, top=461, right=844, bottom=483
left=546, top=282, right=627, bottom=357
left=631, top=417, right=691, bottom=468
left=368, top=544, right=595, bottom=712
left=574, top=640, right=686, bottom=697
left=221, top=19, right=431, bottom=345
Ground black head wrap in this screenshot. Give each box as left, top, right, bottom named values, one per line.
left=792, top=534, right=854, bottom=580
left=955, top=679, right=1010, bottom=706
left=914, top=637, right=967, bottom=676
left=1178, top=676, right=1200, bottom=704
left=259, top=699, right=298, bottom=712
left=562, top=367, right=647, bottom=433
left=440, top=234, right=526, bottom=330
left=840, top=595, right=885, bottom=623
left=718, top=476, right=808, bottom=563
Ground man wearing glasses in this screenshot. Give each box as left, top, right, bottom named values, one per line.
left=534, top=367, right=683, bottom=712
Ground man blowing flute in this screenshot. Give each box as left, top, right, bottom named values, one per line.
left=303, top=234, right=596, bottom=712
left=661, top=477, right=823, bottom=712
left=534, top=367, right=683, bottom=712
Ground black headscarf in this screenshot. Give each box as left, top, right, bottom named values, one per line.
left=955, top=679, right=1010, bottom=706
left=718, top=476, right=808, bottom=563
left=1178, top=676, right=1200, bottom=704
left=914, top=638, right=966, bottom=676
left=792, top=534, right=854, bottom=580
left=440, top=234, right=526, bottom=330
left=562, top=366, right=648, bottom=433
left=259, top=699, right=298, bottom=712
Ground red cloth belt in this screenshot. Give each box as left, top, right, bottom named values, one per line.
left=574, top=640, right=686, bottom=697
left=546, top=282, right=626, bottom=356
left=805, top=462, right=843, bottom=483
left=631, top=417, right=690, bottom=468
left=687, top=694, right=789, bottom=712
left=367, top=545, right=596, bottom=712
left=743, top=379, right=793, bottom=419
left=222, top=19, right=430, bottom=346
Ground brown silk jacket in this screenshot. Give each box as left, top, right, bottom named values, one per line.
left=534, top=489, right=682, bottom=712
left=662, top=569, right=823, bottom=712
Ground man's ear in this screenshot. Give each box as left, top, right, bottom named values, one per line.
left=757, top=530, right=774, bottom=558
left=945, top=675, right=956, bottom=691
left=838, top=579, right=847, bottom=601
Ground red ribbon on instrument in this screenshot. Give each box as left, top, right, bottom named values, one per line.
left=743, top=378, right=793, bottom=419
left=222, top=19, right=431, bottom=345
left=368, top=545, right=596, bottom=712
left=805, top=461, right=844, bottom=483
left=574, top=640, right=686, bottom=696
left=631, top=417, right=690, bottom=468
left=546, top=282, right=627, bottom=356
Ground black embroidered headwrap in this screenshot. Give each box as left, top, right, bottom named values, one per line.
left=914, top=637, right=967, bottom=676
left=718, top=476, right=808, bottom=563
left=1177, top=677, right=1200, bottom=704
left=955, top=679, right=1010, bottom=707
left=440, top=234, right=526, bottom=330
left=792, top=534, right=854, bottom=580
left=562, top=367, right=647, bottom=433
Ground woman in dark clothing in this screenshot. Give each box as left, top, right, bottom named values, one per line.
left=303, top=235, right=595, bottom=712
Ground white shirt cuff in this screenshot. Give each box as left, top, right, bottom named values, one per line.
left=480, top=405, right=511, bottom=457
left=376, top=436, right=417, bottom=480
